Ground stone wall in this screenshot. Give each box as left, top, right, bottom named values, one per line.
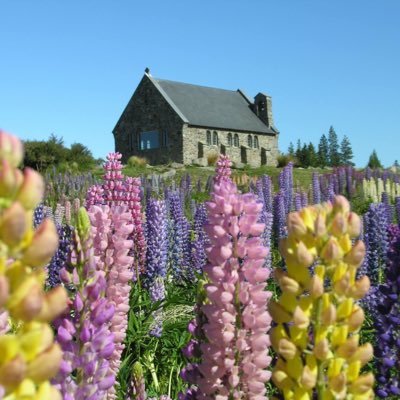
left=183, top=126, right=279, bottom=167
left=113, top=75, right=184, bottom=164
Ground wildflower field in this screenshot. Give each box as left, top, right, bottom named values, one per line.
left=1, top=130, right=400, bottom=400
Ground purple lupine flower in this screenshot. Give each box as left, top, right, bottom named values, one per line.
left=312, top=172, right=321, bottom=204
left=260, top=210, right=273, bottom=269
left=273, top=191, right=287, bottom=241
left=346, top=166, right=353, bottom=198
left=381, top=192, right=394, bottom=224
left=33, top=203, right=44, bottom=229
left=54, top=216, right=115, bottom=400
left=396, top=196, right=400, bottom=225
left=373, top=225, right=400, bottom=398
left=301, top=190, right=308, bottom=208
left=294, top=192, right=302, bottom=211
left=359, top=202, right=390, bottom=285
left=279, top=162, right=293, bottom=213
left=145, top=199, right=168, bottom=283
left=191, top=203, right=208, bottom=273
left=168, top=191, right=191, bottom=281
left=47, top=224, right=73, bottom=288
left=261, top=175, right=273, bottom=213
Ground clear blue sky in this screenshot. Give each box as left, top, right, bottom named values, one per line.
left=1, top=1, right=399, bottom=167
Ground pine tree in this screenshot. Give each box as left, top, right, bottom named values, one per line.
left=288, top=142, right=295, bottom=157
left=317, top=134, right=329, bottom=168
left=301, top=143, right=310, bottom=167
left=328, top=126, right=341, bottom=166
left=367, top=150, right=383, bottom=169
left=340, top=135, right=354, bottom=166
left=295, top=139, right=302, bottom=165
left=308, top=142, right=318, bottom=167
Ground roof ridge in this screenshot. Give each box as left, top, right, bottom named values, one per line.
left=155, top=77, right=239, bottom=93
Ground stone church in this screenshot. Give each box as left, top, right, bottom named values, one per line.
left=113, top=69, right=279, bottom=167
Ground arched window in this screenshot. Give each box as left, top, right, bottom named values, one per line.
left=227, top=132, right=233, bottom=146
left=247, top=135, right=253, bottom=148
left=213, top=131, right=218, bottom=145
left=234, top=134, right=239, bottom=147
left=254, top=136, right=259, bottom=149
left=206, top=130, right=211, bottom=145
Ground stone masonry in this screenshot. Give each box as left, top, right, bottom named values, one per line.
left=113, top=71, right=279, bottom=167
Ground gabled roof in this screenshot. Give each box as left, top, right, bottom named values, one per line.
left=146, top=74, right=276, bottom=135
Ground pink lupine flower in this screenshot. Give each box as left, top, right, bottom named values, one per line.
left=214, top=155, right=232, bottom=184
left=88, top=205, right=134, bottom=399
left=181, top=178, right=272, bottom=399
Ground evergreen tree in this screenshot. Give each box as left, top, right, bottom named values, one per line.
left=295, top=139, right=302, bottom=165
left=367, top=150, right=383, bottom=169
left=328, top=126, right=341, bottom=166
left=308, top=142, right=318, bottom=167
left=340, top=135, right=354, bottom=166
left=317, top=134, right=329, bottom=167
left=394, top=160, right=399, bottom=168
left=301, top=143, right=310, bottom=167
left=288, top=142, right=295, bottom=157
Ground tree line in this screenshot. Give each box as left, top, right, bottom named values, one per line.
left=23, top=134, right=100, bottom=172
left=284, top=126, right=385, bottom=169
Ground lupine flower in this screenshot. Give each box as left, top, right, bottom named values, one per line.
left=373, top=225, right=400, bottom=398
left=396, top=196, right=400, bottom=224
left=312, top=172, right=321, bottom=204
left=294, top=192, right=303, bottom=211
left=180, top=178, right=272, bottom=399
left=273, top=191, right=287, bottom=241
left=34, top=202, right=45, bottom=228
left=279, top=162, right=293, bottom=213
left=65, top=200, right=72, bottom=224
left=47, top=224, right=73, bottom=288
left=359, top=202, right=389, bottom=284
left=88, top=204, right=134, bottom=395
left=0, top=131, right=67, bottom=399
left=270, top=196, right=374, bottom=399
left=128, top=362, right=147, bottom=400
left=260, top=210, right=273, bottom=269
left=214, top=154, right=232, bottom=184
left=168, top=191, right=191, bottom=281
left=103, top=152, right=125, bottom=205
left=54, top=207, right=116, bottom=400
left=381, top=191, right=393, bottom=223
left=191, top=203, right=208, bottom=273
left=261, top=175, right=273, bottom=213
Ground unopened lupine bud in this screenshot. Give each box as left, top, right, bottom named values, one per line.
left=314, top=339, right=329, bottom=360
left=15, top=168, right=44, bottom=210
left=278, top=338, right=297, bottom=360
left=26, top=343, right=63, bottom=382
left=0, top=355, right=26, bottom=388
left=0, top=275, right=9, bottom=307
left=347, top=306, right=364, bottom=331
left=349, top=373, right=374, bottom=394
left=347, top=212, right=361, bottom=238
left=348, top=276, right=370, bottom=299
left=343, top=240, right=365, bottom=267
left=321, top=237, right=342, bottom=262
left=0, top=131, right=24, bottom=168
left=22, top=219, right=59, bottom=267
left=37, top=286, right=68, bottom=322
left=309, top=275, right=324, bottom=298
left=287, top=212, right=307, bottom=237
left=0, top=202, right=28, bottom=247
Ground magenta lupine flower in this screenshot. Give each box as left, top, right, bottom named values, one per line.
left=88, top=204, right=134, bottom=396
left=54, top=212, right=115, bottom=400
left=214, top=155, right=232, bottom=184
left=86, top=184, right=105, bottom=207
left=125, top=176, right=147, bottom=277
left=181, top=179, right=272, bottom=399
left=103, top=152, right=125, bottom=205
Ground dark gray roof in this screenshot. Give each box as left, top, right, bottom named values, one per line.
left=149, top=76, right=276, bottom=135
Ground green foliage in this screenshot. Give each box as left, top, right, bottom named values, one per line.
left=23, top=134, right=97, bottom=172
left=277, top=153, right=294, bottom=167
left=317, top=134, right=329, bottom=167
left=340, top=135, right=354, bottom=166
left=328, top=126, right=341, bottom=166
left=287, top=142, right=295, bottom=157
left=128, top=155, right=148, bottom=168
left=367, top=149, right=383, bottom=169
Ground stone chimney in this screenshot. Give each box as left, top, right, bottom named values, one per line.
left=254, top=92, right=274, bottom=128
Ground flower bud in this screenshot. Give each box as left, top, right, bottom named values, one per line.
left=309, top=275, right=324, bottom=298
left=322, top=304, right=337, bottom=326
left=329, top=372, right=347, bottom=394
left=347, top=212, right=361, bottom=238
left=26, top=343, right=63, bottom=382
left=15, top=168, right=44, bottom=210
left=0, top=160, right=19, bottom=197
left=268, top=301, right=292, bottom=324
left=301, top=365, right=317, bottom=389
left=77, top=207, right=91, bottom=241
left=278, top=338, right=297, bottom=360
left=336, top=336, right=358, bottom=359
left=331, top=213, right=348, bottom=237
left=10, top=282, right=43, bottom=321
left=333, top=195, right=350, bottom=214
left=314, top=213, right=327, bottom=237
left=37, top=286, right=68, bottom=322
left=0, top=355, right=26, bottom=388
left=0, top=202, right=28, bottom=247
left=0, top=131, right=24, bottom=168
left=349, top=343, right=373, bottom=366
left=349, top=276, right=370, bottom=300
left=0, top=275, right=9, bottom=307
left=343, top=241, right=365, bottom=267
left=287, top=212, right=307, bottom=237
left=314, top=339, right=329, bottom=360
left=321, top=237, right=342, bottom=262
left=295, top=241, right=314, bottom=267
left=348, top=306, right=364, bottom=332
left=293, top=306, right=309, bottom=329
left=279, top=276, right=300, bottom=294
left=22, top=219, right=59, bottom=267
left=349, top=373, right=374, bottom=394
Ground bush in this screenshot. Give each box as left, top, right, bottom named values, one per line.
left=277, top=153, right=295, bottom=167
left=128, top=156, right=148, bottom=167
left=207, top=151, right=219, bottom=166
